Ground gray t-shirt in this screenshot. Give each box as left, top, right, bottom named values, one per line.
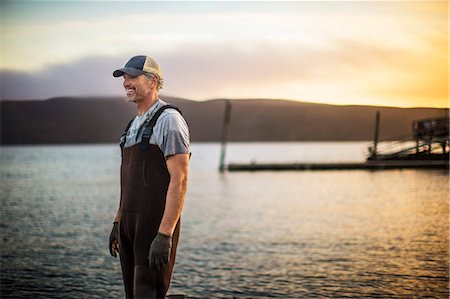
left=122, top=99, right=190, bottom=157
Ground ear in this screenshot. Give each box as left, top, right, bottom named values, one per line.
left=153, top=78, right=160, bottom=89
left=149, top=77, right=157, bottom=88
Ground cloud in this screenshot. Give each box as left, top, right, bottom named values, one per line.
left=1, top=55, right=126, bottom=100
left=0, top=37, right=447, bottom=108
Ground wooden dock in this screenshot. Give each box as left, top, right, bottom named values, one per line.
left=227, top=160, right=449, bottom=171
left=217, top=102, right=449, bottom=173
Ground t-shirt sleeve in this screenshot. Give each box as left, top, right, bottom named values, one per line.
left=156, top=110, right=190, bottom=157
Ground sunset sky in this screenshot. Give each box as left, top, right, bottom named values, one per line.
left=1, top=1, right=448, bottom=108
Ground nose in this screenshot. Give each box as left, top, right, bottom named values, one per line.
left=123, top=74, right=131, bottom=86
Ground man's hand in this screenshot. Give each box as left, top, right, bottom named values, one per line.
left=109, top=222, right=119, bottom=257
left=148, top=232, right=172, bottom=270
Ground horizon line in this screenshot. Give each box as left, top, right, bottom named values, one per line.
left=1, top=94, right=449, bottom=110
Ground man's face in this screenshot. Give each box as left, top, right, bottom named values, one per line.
left=122, top=74, right=153, bottom=103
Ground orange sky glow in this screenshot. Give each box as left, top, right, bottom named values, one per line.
left=1, top=1, right=448, bottom=108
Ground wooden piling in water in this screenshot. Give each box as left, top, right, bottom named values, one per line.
left=219, top=99, right=232, bottom=172
left=372, top=111, right=380, bottom=158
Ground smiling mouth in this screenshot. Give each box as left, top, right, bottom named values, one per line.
left=125, top=88, right=135, bottom=95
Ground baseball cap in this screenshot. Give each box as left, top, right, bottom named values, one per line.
left=113, top=55, right=163, bottom=79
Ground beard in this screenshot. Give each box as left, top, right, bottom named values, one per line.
left=124, top=89, right=137, bottom=102
left=125, top=95, right=136, bottom=102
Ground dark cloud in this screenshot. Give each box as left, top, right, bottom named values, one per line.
left=2, top=45, right=328, bottom=100
left=0, top=55, right=127, bottom=100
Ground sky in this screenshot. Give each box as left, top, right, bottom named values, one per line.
left=0, top=0, right=448, bottom=108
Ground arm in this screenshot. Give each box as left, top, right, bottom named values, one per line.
left=158, top=153, right=189, bottom=236
left=148, top=153, right=189, bottom=270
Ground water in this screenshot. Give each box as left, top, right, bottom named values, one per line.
left=1, top=142, right=448, bottom=298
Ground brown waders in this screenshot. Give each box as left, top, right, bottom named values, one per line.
left=117, top=105, right=181, bottom=299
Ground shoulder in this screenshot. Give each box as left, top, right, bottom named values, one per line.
left=158, top=106, right=188, bottom=128
left=161, top=107, right=182, bottom=117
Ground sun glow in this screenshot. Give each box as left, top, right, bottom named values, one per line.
left=1, top=1, right=447, bottom=107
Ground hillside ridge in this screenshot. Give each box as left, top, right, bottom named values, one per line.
left=1, top=97, right=447, bottom=144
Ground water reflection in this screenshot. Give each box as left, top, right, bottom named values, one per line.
left=1, top=144, right=448, bottom=298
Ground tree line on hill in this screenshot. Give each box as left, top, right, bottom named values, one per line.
left=1, top=96, right=447, bottom=145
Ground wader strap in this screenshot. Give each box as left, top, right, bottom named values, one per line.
left=140, top=105, right=182, bottom=151
left=119, top=118, right=135, bottom=148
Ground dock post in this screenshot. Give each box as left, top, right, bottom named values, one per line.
left=416, top=136, right=419, bottom=154
left=219, top=99, right=232, bottom=172
left=372, top=111, right=380, bottom=158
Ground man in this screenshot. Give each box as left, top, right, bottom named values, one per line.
left=108, top=55, right=190, bottom=299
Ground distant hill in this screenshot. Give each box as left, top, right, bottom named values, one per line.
left=0, top=96, right=447, bottom=144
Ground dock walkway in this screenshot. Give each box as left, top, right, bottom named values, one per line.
left=227, top=160, right=448, bottom=171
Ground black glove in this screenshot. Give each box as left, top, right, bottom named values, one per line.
left=148, top=232, right=172, bottom=271
left=109, top=222, right=119, bottom=257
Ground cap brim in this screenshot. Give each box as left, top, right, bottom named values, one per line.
left=113, top=67, right=145, bottom=78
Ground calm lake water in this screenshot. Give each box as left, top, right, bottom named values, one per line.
left=1, top=142, right=448, bottom=298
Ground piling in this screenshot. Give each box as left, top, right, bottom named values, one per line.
left=219, top=99, right=232, bottom=172
left=372, top=111, right=380, bottom=158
